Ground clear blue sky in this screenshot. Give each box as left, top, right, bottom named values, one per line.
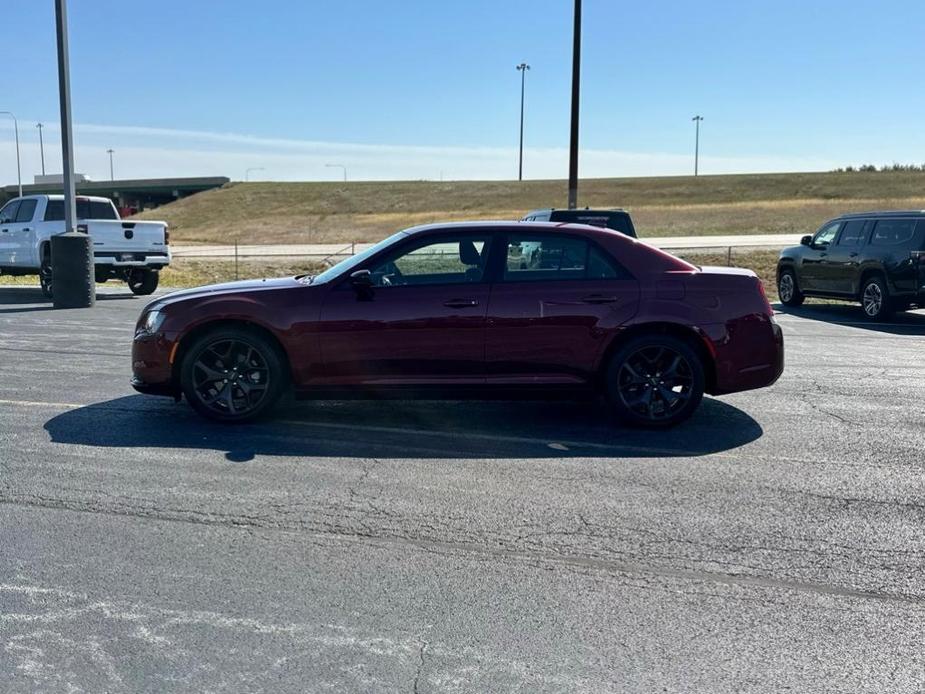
left=3, top=0, right=925, bottom=182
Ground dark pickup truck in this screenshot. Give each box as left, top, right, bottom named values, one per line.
left=777, top=211, right=925, bottom=319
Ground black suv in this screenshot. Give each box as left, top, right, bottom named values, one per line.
left=777, top=211, right=925, bottom=319
left=522, top=208, right=637, bottom=238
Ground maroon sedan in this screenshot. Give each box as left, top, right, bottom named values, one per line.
left=132, top=222, right=783, bottom=427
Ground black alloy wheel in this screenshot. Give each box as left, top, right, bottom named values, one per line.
left=181, top=328, right=285, bottom=422
left=606, top=335, right=705, bottom=428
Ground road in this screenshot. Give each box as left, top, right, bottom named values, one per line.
left=171, top=233, right=803, bottom=260
left=2, top=286, right=925, bottom=692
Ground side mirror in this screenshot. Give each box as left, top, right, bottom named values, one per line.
left=800, top=235, right=812, bottom=246
left=349, top=269, right=374, bottom=299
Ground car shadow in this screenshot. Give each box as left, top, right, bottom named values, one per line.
left=44, top=394, right=763, bottom=461
left=0, top=285, right=141, bottom=311
left=773, top=302, right=925, bottom=335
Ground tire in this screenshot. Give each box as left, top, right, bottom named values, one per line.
left=180, top=327, right=287, bottom=423
left=777, top=267, right=804, bottom=307
left=128, top=269, right=159, bottom=296
left=860, top=275, right=894, bottom=320
left=39, top=252, right=53, bottom=299
left=604, top=334, right=705, bottom=428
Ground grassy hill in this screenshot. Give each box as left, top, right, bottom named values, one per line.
left=133, top=171, right=925, bottom=245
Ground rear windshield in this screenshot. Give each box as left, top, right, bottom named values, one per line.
left=44, top=199, right=118, bottom=221
left=548, top=211, right=636, bottom=238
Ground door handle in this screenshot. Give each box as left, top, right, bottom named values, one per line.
left=849, top=252, right=858, bottom=258
left=22, top=228, right=30, bottom=232
left=443, top=298, right=479, bottom=308
left=819, top=252, right=828, bottom=258
left=0, top=229, right=7, bottom=233
left=581, top=294, right=618, bottom=304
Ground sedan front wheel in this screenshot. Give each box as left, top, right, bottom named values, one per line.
left=180, top=327, right=286, bottom=422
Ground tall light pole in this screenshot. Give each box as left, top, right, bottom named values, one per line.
left=516, top=62, right=530, bottom=181
left=245, top=167, right=264, bottom=182
left=325, top=163, right=347, bottom=182
left=107, top=148, right=114, bottom=181
left=692, top=115, right=703, bottom=176
left=36, top=123, right=46, bottom=176
left=0, top=111, right=22, bottom=197
left=567, top=0, right=581, bottom=209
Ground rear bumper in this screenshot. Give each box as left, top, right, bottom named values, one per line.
left=94, top=250, right=170, bottom=268
left=706, top=315, right=784, bottom=395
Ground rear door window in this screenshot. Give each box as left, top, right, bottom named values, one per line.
left=870, top=219, right=917, bottom=247
left=14, top=199, right=37, bottom=223
left=504, top=235, right=630, bottom=282
left=837, top=220, right=867, bottom=246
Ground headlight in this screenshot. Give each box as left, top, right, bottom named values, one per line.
left=140, top=309, right=166, bottom=335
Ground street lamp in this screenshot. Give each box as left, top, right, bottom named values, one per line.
left=36, top=123, right=46, bottom=176
left=107, top=148, right=114, bottom=181
left=516, top=62, right=530, bottom=181
left=0, top=111, right=22, bottom=197
left=692, top=115, right=703, bottom=176
left=325, top=163, right=347, bottom=182
left=245, top=167, right=265, bottom=182
left=567, top=0, right=581, bottom=209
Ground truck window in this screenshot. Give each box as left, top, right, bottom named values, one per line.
left=870, top=219, right=916, bottom=247
left=43, top=199, right=119, bottom=221
left=837, top=220, right=867, bottom=246
left=0, top=200, right=21, bottom=224
left=14, top=199, right=37, bottom=223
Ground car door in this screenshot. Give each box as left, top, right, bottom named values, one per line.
left=799, top=221, right=841, bottom=292
left=0, top=199, right=21, bottom=266
left=316, top=231, right=492, bottom=386
left=484, top=233, right=640, bottom=385
left=8, top=198, right=38, bottom=267
left=825, top=219, right=869, bottom=294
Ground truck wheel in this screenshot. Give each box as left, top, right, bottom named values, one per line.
left=777, top=268, right=804, bottom=307
left=860, top=275, right=894, bottom=320
left=604, top=334, right=705, bottom=428
left=40, top=254, right=53, bottom=299
left=128, top=269, right=159, bottom=295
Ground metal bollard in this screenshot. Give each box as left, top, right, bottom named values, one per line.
left=51, top=231, right=95, bottom=308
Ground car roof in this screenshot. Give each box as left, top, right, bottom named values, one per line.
left=399, top=220, right=628, bottom=237
left=834, top=210, right=925, bottom=220
left=526, top=207, right=628, bottom=215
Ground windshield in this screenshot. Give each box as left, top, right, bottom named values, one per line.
left=312, top=230, right=408, bottom=284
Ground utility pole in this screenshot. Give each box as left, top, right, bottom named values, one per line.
left=36, top=123, right=46, bottom=175
left=516, top=62, right=530, bottom=181
left=567, top=0, right=581, bottom=209
left=692, top=115, right=703, bottom=176
left=325, top=163, right=347, bottom=182
left=107, top=148, right=114, bottom=181
left=0, top=111, right=22, bottom=197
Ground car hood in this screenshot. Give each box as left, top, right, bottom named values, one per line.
left=146, top=276, right=307, bottom=310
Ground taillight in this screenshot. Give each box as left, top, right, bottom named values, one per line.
left=164, top=226, right=170, bottom=245
left=756, top=277, right=774, bottom=316
left=76, top=223, right=88, bottom=234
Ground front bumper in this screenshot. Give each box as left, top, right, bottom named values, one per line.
left=132, top=332, right=179, bottom=397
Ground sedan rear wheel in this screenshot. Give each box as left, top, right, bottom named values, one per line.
left=180, top=328, right=286, bottom=422
left=605, top=335, right=705, bottom=428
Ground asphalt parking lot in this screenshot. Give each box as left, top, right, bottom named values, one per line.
left=2, top=284, right=925, bottom=692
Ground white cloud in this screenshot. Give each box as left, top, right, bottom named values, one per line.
left=0, top=121, right=839, bottom=186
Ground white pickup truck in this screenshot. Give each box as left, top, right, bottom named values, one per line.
left=0, top=194, right=170, bottom=298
